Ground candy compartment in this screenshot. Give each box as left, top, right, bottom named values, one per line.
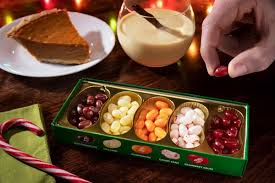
left=99, top=91, right=143, bottom=136
left=205, top=106, right=244, bottom=156
left=133, top=96, right=175, bottom=142
left=66, top=85, right=110, bottom=129
left=169, top=102, right=208, bottom=149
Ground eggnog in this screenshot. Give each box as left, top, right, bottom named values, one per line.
left=117, top=8, right=195, bottom=67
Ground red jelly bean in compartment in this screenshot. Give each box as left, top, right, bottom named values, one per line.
left=207, top=108, right=242, bottom=155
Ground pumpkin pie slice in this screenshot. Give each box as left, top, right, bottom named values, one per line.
left=7, top=9, right=90, bottom=65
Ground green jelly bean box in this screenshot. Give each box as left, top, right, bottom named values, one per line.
left=51, top=78, right=249, bottom=177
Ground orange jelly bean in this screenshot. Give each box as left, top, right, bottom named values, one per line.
left=149, top=132, right=157, bottom=142
left=159, top=108, right=173, bottom=116
left=154, top=118, right=168, bottom=128
left=138, top=109, right=148, bottom=121
left=135, top=120, right=145, bottom=129
left=156, top=114, right=169, bottom=120
left=142, top=127, right=149, bottom=135
left=145, top=120, right=155, bottom=132
left=155, top=101, right=169, bottom=109
left=146, top=109, right=159, bottom=121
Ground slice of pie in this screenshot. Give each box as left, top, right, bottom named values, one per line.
left=7, top=9, right=90, bottom=65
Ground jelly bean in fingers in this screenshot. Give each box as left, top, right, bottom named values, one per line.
left=214, top=66, right=228, bottom=77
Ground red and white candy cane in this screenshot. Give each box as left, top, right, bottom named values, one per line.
left=0, top=118, right=91, bottom=183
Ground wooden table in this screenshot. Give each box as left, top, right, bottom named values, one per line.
left=0, top=0, right=275, bottom=182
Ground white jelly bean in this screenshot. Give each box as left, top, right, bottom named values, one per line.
left=101, top=122, right=111, bottom=134
left=186, top=123, right=194, bottom=129
left=131, top=101, right=139, bottom=107
left=176, top=114, right=185, bottom=124
left=178, top=137, right=186, bottom=148
left=119, top=106, right=128, bottom=113
left=194, top=108, right=205, bottom=119
left=188, top=125, right=203, bottom=135
left=127, top=105, right=139, bottom=115
left=171, top=137, right=179, bottom=145
left=170, top=124, right=179, bottom=130
left=170, top=129, right=179, bottom=139
left=108, top=103, right=117, bottom=113
left=119, top=126, right=131, bottom=134
left=112, top=109, right=122, bottom=118
left=103, top=112, right=113, bottom=124
left=118, top=98, right=130, bottom=107
left=110, top=120, right=120, bottom=133
left=189, top=134, right=200, bottom=143
left=192, top=113, right=205, bottom=126
left=120, top=115, right=132, bottom=126
left=183, top=110, right=196, bottom=125
left=179, top=124, right=188, bottom=137
left=193, top=141, right=201, bottom=148
left=185, top=143, right=194, bottom=148
left=180, top=107, right=192, bottom=115
left=119, top=95, right=131, bottom=102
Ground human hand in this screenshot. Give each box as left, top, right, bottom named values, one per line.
left=200, top=0, right=275, bottom=78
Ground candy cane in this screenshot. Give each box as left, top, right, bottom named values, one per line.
left=0, top=118, right=91, bottom=183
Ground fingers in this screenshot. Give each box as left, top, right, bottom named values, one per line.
left=228, top=46, right=275, bottom=78
left=217, top=35, right=240, bottom=57
left=200, top=23, right=220, bottom=75
left=200, top=0, right=239, bottom=75
left=218, top=28, right=259, bottom=57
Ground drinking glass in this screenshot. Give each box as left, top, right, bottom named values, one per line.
left=117, top=0, right=195, bottom=67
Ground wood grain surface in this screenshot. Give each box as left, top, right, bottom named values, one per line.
left=0, top=0, right=275, bottom=183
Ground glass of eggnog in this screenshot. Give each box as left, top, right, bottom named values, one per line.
left=117, top=0, right=195, bottom=67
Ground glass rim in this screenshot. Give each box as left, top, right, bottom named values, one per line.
left=123, top=0, right=192, bottom=19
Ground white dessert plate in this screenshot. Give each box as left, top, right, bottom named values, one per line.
left=0, top=12, right=115, bottom=77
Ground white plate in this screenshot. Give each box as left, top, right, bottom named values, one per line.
left=0, top=12, right=115, bottom=77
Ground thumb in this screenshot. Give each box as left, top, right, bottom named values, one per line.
left=228, top=46, right=275, bottom=78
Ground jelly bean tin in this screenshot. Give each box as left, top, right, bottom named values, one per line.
left=51, top=78, right=249, bottom=177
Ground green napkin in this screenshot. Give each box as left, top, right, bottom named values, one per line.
left=0, top=104, right=55, bottom=183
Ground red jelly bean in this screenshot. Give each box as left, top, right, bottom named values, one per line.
left=211, top=115, right=222, bottom=128
left=225, top=127, right=238, bottom=138
left=96, top=100, right=103, bottom=108
left=83, top=107, right=93, bottom=120
left=222, top=117, right=231, bottom=127
left=87, top=95, right=95, bottom=105
left=213, top=139, right=225, bottom=150
left=77, top=104, right=84, bottom=115
left=225, top=110, right=238, bottom=120
left=95, top=93, right=108, bottom=102
left=214, top=66, right=228, bottom=77
left=206, top=133, right=214, bottom=143
left=78, top=120, right=92, bottom=129
left=224, top=138, right=239, bottom=150
left=211, top=145, right=222, bottom=154
left=79, top=116, right=86, bottom=122
left=213, top=129, right=223, bottom=139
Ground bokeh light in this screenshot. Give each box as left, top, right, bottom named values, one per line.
left=109, top=17, right=117, bottom=32
left=41, top=0, right=54, bottom=10
left=156, top=0, right=163, bottom=8
left=74, top=0, right=83, bottom=10
left=4, top=13, right=13, bottom=25
left=186, top=38, right=199, bottom=61
left=206, top=4, right=213, bottom=15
